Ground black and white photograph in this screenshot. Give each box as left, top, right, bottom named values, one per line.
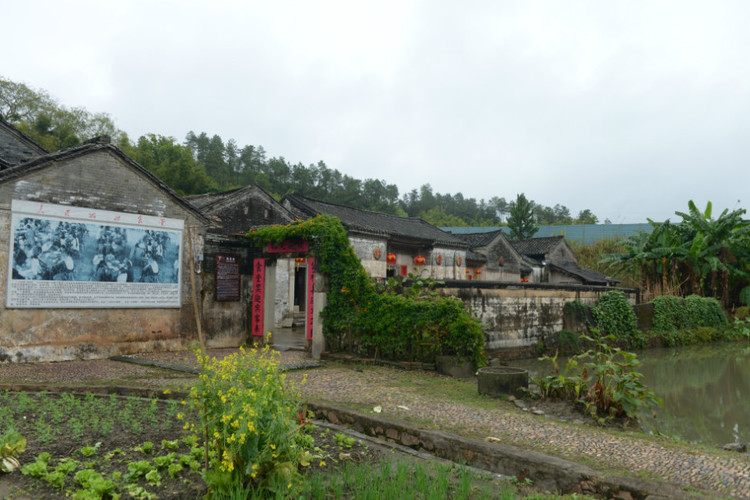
left=7, top=200, right=183, bottom=308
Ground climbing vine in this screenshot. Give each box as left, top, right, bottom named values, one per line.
left=248, top=215, right=485, bottom=367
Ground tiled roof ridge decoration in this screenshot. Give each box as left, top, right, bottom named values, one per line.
left=283, top=193, right=467, bottom=247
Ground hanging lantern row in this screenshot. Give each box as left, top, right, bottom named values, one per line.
left=413, top=255, right=426, bottom=265
left=294, top=257, right=306, bottom=270
left=386, top=253, right=397, bottom=264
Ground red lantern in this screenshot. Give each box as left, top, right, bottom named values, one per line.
left=295, top=257, right=306, bottom=270
left=386, top=253, right=397, bottom=264
left=475, top=269, right=482, bottom=275
left=465, top=268, right=471, bottom=274
left=435, top=254, right=442, bottom=265
left=413, top=256, right=426, bottom=265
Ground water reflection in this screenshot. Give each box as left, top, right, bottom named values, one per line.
left=637, top=342, right=750, bottom=445
left=509, top=341, right=750, bottom=446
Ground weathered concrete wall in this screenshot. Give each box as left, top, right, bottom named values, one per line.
left=441, top=282, right=637, bottom=350
left=198, top=235, right=255, bottom=348
left=428, top=246, right=464, bottom=281
left=350, top=235, right=387, bottom=277
left=350, top=235, right=467, bottom=281
left=0, top=149, right=209, bottom=362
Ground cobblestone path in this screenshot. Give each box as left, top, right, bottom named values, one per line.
left=289, top=364, right=750, bottom=498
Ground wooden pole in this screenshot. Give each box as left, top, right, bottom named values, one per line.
left=185, top=219, right=206, bottom=356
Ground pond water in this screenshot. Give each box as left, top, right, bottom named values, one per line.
left=509, top=341, right=750, bottom=446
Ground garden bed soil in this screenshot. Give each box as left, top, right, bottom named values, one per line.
left=0, top=392, right=378, bottom=500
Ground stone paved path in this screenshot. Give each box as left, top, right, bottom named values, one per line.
left=2, top=348, right=749, bottom=498
left=286, top=362, right=750, bottom=499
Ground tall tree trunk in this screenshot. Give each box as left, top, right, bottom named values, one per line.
left=710, top=270, right=718, bottom=299
left=720, top=247, right=730, bottom=309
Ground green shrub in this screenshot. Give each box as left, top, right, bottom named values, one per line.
left=652, top=295, right=726, bottom=332
left=735, top=306, right=750, bottom=321
left=592, top=291, right=642, bottom=347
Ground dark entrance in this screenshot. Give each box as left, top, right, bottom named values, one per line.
left=294, top=266, right=306, bottom=310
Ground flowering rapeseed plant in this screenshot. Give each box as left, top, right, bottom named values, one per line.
left=186, top=345, right=305, bottom=497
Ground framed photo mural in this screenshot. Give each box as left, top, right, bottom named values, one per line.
left=7, top=200, right=184, bottom=308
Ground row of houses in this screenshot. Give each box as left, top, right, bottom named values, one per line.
left=0, top=116, right=617, bottom=362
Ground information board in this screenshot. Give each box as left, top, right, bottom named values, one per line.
left=214, top=254, right=241, bottom=301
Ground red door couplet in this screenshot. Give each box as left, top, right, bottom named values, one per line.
left=306, top=258, right=315, bottom=340
left=251, top=258, right=265, bottom=337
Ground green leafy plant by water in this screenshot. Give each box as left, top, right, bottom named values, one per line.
left=249, top=215, right=486, bottom=367
left=533, top=330, right=662, bottom=423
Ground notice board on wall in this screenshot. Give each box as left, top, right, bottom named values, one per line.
left=214, top=253, right=241, bottom=301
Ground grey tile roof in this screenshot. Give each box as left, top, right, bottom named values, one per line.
left=0, top=116, right=47, bottom=168
left=186, top=190, right=244, bottom=209
left=187, top=185, right=294, bottom=235
left=283, top=194, right=467, bottom=247
left=550, top=261, right=618, bottom=286
left=465, top=249, right=487, bottom=263
left=453, top=229, right=505, bottom=248
left=511, top=236, right=566, bottom=258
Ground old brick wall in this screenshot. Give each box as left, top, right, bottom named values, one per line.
left=0, top=149, right=209, bottom=362
left=441, top=283, right=637, bottom=350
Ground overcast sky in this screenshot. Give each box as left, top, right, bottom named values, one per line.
left=4, top=0, right=749, bottom=223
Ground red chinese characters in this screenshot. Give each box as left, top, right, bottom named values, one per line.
left=306, top=258, right=315, bottom=341
left=251, top=259, right=266, bottom=337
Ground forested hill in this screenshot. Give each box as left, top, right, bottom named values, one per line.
left=1, top=76, right=600, bottom=228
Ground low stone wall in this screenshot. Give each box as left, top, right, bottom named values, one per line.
left=309, top=402, right=693, bottom=499
left=439, top=282, right=637, bottom=352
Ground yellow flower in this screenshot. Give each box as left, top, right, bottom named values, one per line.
left=269, top=444, right=276, bottom=450
left=183, top=423, right=190, bottom=430
left=162, top=389, right=171, bottom=395
left=319, top=461, right=326, bottom=467
left=176, top=413, right=184, bottom=420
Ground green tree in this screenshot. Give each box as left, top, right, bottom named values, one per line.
left=507, top=193, right=538, bottom=240
left=575, top=209, right=599, bottom=225
left=1, top=76, right=122, bottom=151
left=123, top=134, right=216, bottom=195
left=603, top=200, right=750, bottom=307
left=420, top=206, right=468, bottom=227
